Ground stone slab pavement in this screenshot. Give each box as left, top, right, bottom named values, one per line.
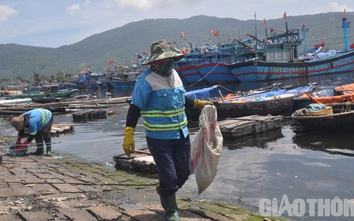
left=0, top=148, right=275, bottom=221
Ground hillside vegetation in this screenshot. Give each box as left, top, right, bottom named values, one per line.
left=0, top=12, right=353, bottom=80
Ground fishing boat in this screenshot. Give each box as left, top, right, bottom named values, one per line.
left=73, top=94, right=90, bottom=100
left=108, top=71, right=138, bottom=88
left=175, top=44, right=239, bottom=85
left=32, top=97, right=61, bottom=103
left=3, top=84, right=78, bottom=100
left=0, top=98, right=32, bottom=105
left=290, top=82, right=354, bottom=111
left=77, top=71, right=107, bottom=90
left=291, top=102, right=354, bottom=131
left=41, top=84, right=78, bottom=98
left=229, top=16, right=354, bottom=82
left=185, top=84, right=315, bottom=119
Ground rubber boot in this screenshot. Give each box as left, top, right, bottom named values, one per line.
left=160, top=194, right=180, bottom=221
left=156, top=186, right=167, bottom=211
left=32, top=148, right=44, bottom=155
left=46, top=145, right=52, bottom=156
left=33, top=140, right=44, bottom=155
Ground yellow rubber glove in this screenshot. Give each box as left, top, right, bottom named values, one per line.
left=193, top=99, right=214, bottom=109
left=122, top=127, right=135, bottom=158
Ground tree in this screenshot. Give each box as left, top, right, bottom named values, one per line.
left=33, top=71, right=41, bottom=85
left=15, top=76, right=29, bottom=84
left=55, top=71, right=65, bottom=83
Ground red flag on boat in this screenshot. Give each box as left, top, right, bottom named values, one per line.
left=262, top=19, right=266, bottom=25
left=283, top=12, right=287, bottom=19
left=214, top=30, right=219, bottom=37
left=143, top=49, right=148, bottom=55
left=87, top=65, right=91, bottom=70
left=180, top=32, right=185, bottom=38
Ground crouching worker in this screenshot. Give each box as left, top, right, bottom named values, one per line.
left=122, top=40, right=212, bottom=221
left=10, top=108, right=53, bottom=156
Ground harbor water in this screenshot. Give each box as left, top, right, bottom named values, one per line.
left=2, top=71, right=354, bottom=220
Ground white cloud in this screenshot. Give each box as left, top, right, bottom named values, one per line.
left=330, top=2, right=354, bottom=12
left=0, top=5, right=18, bottom=23
left=66, top=4, right=81, bottom=15
left=114, top=0, right=194, bottom=10
left=83, top=0, right=91, bottom=7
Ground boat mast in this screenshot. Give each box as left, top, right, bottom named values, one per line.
left=301, top=24, right=309, bottom=54
left=254, top=12, right=258, bottom=49
left=342, top=10, right=350, bottom=51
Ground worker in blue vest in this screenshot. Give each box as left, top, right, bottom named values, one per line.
left=122, top=40, right=212, bottom=221
left=11, top=108, right=53, bottom=156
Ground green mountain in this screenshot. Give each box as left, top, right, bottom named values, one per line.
left=0, top=12, right=353, bottom=80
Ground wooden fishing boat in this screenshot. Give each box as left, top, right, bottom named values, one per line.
left=32, top=97, right=61, bottom=103
left=185, top=84, right=315, bottom=119
left=291, top=102, right=354, bottom=131
left=3, top=84, right=78, bottom=100
left=290, top=82, right=354, bottom=111
left=0, top=98, right=32, bottom=105
left=108, top=72, right=138, bottom=88
left=229, top=16, right=354, bottom=83
left=73, top=94, right=90, bottom=100
left=3, top=93, right=47, bottom=100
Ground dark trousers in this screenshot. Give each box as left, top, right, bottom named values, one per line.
left=147, top=135, right=192, bottom=197
left=34, top=116, right=53, bottom=150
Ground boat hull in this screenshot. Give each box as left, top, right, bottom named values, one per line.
left=185, top=85, right=314, bottom=119
left=230, top=51, right=354, bottom=82
left=292, top=102, right=354, bottom=131
left=177, top=65, right=205, bottom=85
left=197, top=63, right=239, bottom=84
left=215, top=94, right=298, bottom=118
left=109, top=81, right=135, bottom=88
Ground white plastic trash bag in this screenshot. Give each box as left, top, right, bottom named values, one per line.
left=190, top=105, right=223, bottom=194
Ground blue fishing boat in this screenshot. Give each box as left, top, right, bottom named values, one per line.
left=175, top=44, right=239, bottom=85
left=175, top=51, right=206, bottom=85
left=185, top=84, right=315, bottom=119
left=229, top=15, right=354, bottom=82
left=108, top=71, right=138, bottom=89
left=77, top=71, right=107, bottom=90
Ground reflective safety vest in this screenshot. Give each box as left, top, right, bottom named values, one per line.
left=131, top=69, right=189, bottom=140
left=23, top=108, right=52, bottom=136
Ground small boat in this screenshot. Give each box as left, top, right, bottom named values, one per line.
left=32, top=97, right=61, bottom=103
left=291, top=82, right=354, bottom=110
left=73, top=94, right=90, bottom=100
left=41, top=84, right=78, bottom=98
left=3, top=84, right=78, bottom=100
left=0, top=98, right=32, bottom=105
left=3, top=93, right=46, bottom=100
left=291, top=102, right=354, bottom=131
left=185, top=84, right=315, bottom=119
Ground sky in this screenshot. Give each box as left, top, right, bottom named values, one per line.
left=0, top=0, right=353, bottom=48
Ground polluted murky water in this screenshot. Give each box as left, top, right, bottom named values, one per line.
left=2, top=71, right=354, bottom=220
